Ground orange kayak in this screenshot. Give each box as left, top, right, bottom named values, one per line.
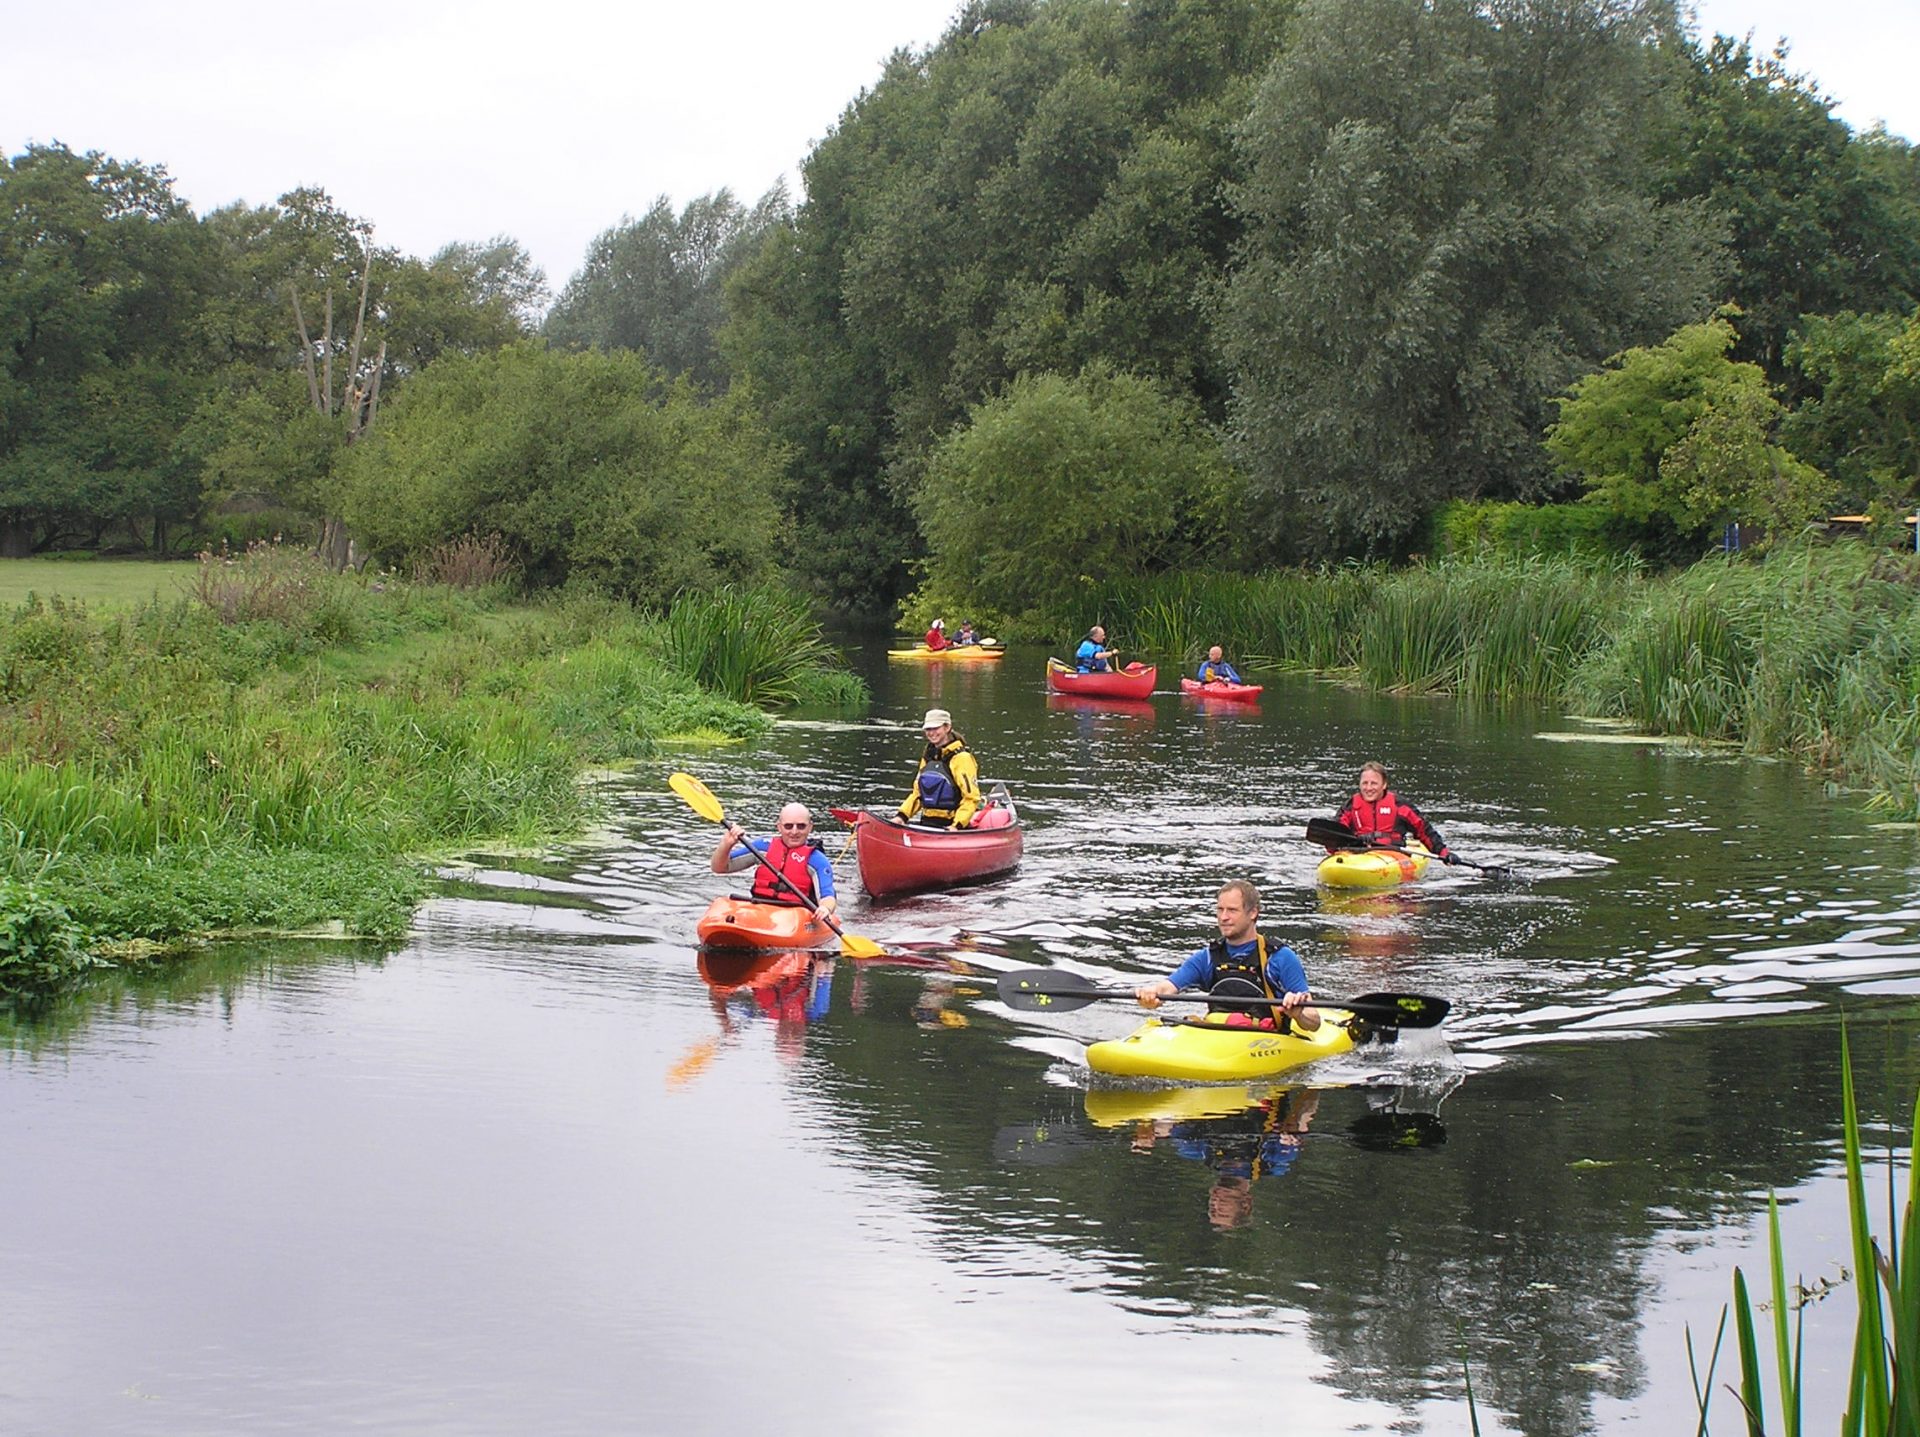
left=695, top=895, right=837, bottom=949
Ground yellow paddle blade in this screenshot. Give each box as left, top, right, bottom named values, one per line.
left=840, top=932, right=886, bottom=960
left=668, top=771, right=726, bottom=825
left=665, top=1038, right=720, bottom=1089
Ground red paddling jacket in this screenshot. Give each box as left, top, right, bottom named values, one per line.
left=1335, top=789, right=1450, bottom=859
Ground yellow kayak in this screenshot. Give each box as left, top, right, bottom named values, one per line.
left=1317, top=841, right=1431, bottom=889
left=1086, top=1010, right=1358, bottom=1081
left=886, top=643, right=1004, bottom=662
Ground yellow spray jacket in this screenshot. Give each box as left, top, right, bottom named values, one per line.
left=898, top=735, right=981, bottom=828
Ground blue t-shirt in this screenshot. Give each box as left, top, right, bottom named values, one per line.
left=732, top=839, right=837, bottom=899
left=1164, top=936, right=1308, bottom=994
left=1196, top=659, right=1242, bottom=684
left=1074, top=638, right=1110, bottom=672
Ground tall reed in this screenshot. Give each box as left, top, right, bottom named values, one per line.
left=1691, top=1025, right=1919, bottom=1435
left=659, top=584, right=864, bottom=707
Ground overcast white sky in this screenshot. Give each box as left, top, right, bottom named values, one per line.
left=4, top=0, right=1914, bottom=298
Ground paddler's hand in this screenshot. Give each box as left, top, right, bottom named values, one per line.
left=1135, top=979, right=1175, bottom=1009
left=817, top=896, right=838, bottom=917
left=1278, top=990, right=1321, bottom=1031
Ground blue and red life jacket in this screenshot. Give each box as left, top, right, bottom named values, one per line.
left=750, top=837, right=822, bottom=906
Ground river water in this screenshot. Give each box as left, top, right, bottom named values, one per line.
left=6, top=644, right=1920, bottom=1435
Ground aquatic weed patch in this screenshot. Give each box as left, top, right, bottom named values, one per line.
left=0, top=576, right=843, bottom=975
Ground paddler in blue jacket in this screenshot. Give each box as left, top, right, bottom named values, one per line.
left=710, top=803, right=838, bottom=917
left=1074, top=625, right=1117, bottom=673
left=1134, top=879, right=1319, bottom=1032
left=1195, top=645, right=1243, bottom=685
left=897, top=708, right=982, bottom=829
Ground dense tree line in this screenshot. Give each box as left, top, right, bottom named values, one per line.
left=0, top=145, right=542, bottom=561
left=7, top=0, right=1920, bottom=609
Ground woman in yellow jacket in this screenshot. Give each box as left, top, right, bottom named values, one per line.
left=897, top=708, right=981, bottom=829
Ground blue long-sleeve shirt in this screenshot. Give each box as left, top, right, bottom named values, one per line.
left=1164, top=937, right=1308, bottom=994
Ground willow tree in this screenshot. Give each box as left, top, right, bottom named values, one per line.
left=1221, top=0, right=1723, bottom=557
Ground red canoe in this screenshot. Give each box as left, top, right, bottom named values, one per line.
left=1179, top=677, right=1264, bottom=703
left=1046, top=658, right=1157, bottom=699
left=831, top=799, right=1023, bottom=897
left=696, top=895, right=837, bottom=949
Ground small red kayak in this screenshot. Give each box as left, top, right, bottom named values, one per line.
left=1179, top=677, right=1263, bottom=703
left=1046, top=658, right=1157, bottom=699
left=695, top=895, right=837, bottom=949
left=830, top=799, right=1023, bottom=897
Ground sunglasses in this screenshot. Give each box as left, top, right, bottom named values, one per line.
left=778, top=821, right=812, bottom=830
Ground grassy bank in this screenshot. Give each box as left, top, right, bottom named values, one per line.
left=0, top=549, right=865, bottom=995
left=1074, top=545, right=1920, bottom=814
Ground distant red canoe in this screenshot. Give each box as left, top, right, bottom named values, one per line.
left=830, top=799, right=1023, bottom=897
left=696, top=895, right=837, bottom=949
left=1045, top=659, right=1157, bottom=699
left=1179, top=677, right=1264, bottom=703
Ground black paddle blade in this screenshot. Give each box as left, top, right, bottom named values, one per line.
left=1344, top=991, right=1450, bottom=1029
left=997, top=968, right=1108, bottom=1011
left=1305, top=816, right=1369, bottom=850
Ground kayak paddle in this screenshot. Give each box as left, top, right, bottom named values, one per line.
left=668, top=772, right=885, bottom=959
left=1304, top=817, right=1513, bottom=878
left=995, top=968, right=1449, bottom=1028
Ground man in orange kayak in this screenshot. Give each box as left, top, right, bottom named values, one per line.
left=709, top=804, right=839, bottom=915
left=924, top=618, right=950, bottom=651
left=1195, top=645, right=1243, bottom=685
left=1133, top=880, right=1319, bottom=1032
left=897, top=708, right=982, bottom=829
left=1332, top=761, right=1454, bottom=863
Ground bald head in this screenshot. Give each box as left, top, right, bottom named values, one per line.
left=776, top=803, right=813, bottom=835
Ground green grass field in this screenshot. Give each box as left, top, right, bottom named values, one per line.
left=0, top=558, right=198, bottom=609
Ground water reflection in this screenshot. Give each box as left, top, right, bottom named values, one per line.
left=12, top=651, right=1920, bottom=1436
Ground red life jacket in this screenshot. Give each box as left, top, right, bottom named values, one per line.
left=750, top=837, right=820, bottom=906
left=1345, top=790, right=1403, bottom=841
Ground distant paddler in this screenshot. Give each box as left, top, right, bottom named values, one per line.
left=1074, top=624, right=1118, bottom=673
left=923, top=618, right=951, bottom=652
left=1195, top=645, right=1243, bottom=686
left=1134, top=880, right=1319, bottom=1032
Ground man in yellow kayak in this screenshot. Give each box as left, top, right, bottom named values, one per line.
left=897, top=708, right=982, bottom=829
left=1134, top=880, right=1319, bottom=1031
left=709, top=803, right=839, bottom=916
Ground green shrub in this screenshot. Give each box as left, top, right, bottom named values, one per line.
left=0, top=879, right=94, bottom=995
left=1430, top=500, right=1622, bottom=560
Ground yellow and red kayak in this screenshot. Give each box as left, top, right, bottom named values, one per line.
left=1086, top=1009, right=1359, bottom=1081
left=886, top=643, right=1005, bottom=662
left=1316, top=841, right=1431, bottom=890
left=695, top=895, right=837, bottom=949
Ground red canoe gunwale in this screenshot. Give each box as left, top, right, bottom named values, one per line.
left=836, top=801, right=1024, bottom=897
left=695, top=895, right=837, bottom=949
left=1178, top=677, right=1264, bottom=703
left=1045, top=658, right=1157, bottom=699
